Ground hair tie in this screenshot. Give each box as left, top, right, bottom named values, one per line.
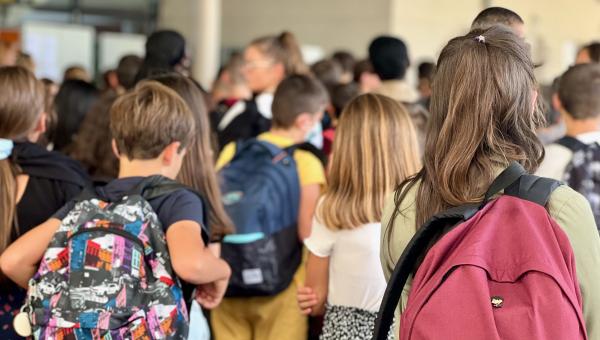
left=0, top=139, right=14, bottom=160
left=475, top=35, right=486, bottom=44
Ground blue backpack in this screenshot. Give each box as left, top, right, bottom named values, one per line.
left=219, top=139, right=302, bottom=297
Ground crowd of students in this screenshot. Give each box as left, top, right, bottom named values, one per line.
left=0, top=5, right=599, bottom=340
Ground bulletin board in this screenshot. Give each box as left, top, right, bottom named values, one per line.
left=21, top=22, right=95, bottom=82
left=98, top=32, right=145, bottom=72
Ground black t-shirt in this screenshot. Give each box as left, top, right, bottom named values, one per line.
left=211, top=99, right=271, bottom=151
left=54, top=177, right=206, bottom=236
left=12, top=142, right=91, bottom=240
left=14, top=178, right=85, bottom=238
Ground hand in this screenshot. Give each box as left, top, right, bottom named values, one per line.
left=195, top=277, right=229, bottom=309
left=297, top=286, right=318, bottom=315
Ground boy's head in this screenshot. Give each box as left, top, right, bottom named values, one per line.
left=558, top=63, right=600, bottom=121
left=471, top=7, right=525, bottom=39
left=576, top=42, right=600, bottom=64
left=331, top=82, right=360, bottom=118
left=271, top=74, right=329, bottom=136
left=110, top=80, right=195, bottom=176
left=417, top=61, right=436, bottom=99
left=368, top=36, right=410, bottom=81
left=311, top=59, right=343, bottom=90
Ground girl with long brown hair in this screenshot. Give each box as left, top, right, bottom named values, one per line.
left=149, top=73, right=233, bottom=241
left=0, top=66, right=89, bottom=339
left=381, top=26, right=600, bottom=336
left=297, top=93, right=420, bottom=339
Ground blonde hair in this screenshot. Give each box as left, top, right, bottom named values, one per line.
left=110, top=80, right=195, bottom=160
left=250, top=31, right=308, bottom=76
left=317, top=93, right=421, bottom=230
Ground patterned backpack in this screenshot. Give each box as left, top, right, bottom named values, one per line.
left=22, top=176, right=205, bottom=339
left=556, top=136, right=600, bottom=230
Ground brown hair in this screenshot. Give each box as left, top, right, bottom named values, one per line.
left=68, top=92, right=119, bottom=179
left=311, top=59, right=343, bottom=89
left=250, top=31, right=308, bottom=76
left=318, top=94, right=421, bottom=230
left=386, top=26, right=544, bottom=256
left=271, top=74, right=329, bottom=128
left=0, top=66, right=44, bottom=258
left=558, top=63, right=600, bottom=120
left=580, top=42, right=600, bottom=63
left=151, top=73, right=234, bottom=240
left=471, top=7, right=524, bottom=30
left=110, top=80, right=195, bottom=160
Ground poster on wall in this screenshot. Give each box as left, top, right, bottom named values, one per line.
left=21, top=22, right=94, bottom=82
left=98, top=32, right=145, bottom=73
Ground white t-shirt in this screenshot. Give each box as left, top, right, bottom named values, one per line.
left=255, top=92, right=273, bottom=119
left=304, top=212, right=387, bottom=313
left=536, top=131, right=600, bottom=180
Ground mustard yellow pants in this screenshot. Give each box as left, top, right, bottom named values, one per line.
left=211, top=266, right=307, bottom=340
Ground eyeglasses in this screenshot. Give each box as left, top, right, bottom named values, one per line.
left=243, top=59, right=275, bottom=70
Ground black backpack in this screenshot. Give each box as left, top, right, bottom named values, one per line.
left=556, top=136, right=600, bottom=230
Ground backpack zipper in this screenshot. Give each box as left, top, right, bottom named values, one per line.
left=67, top=226, right=145, bottom=251
left=67, top=226, right=155, bottom=281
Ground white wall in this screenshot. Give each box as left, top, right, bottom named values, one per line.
left=389, top=0, right=481, bottom=84
left=389, top=0, right=600, bottom=84
left=221, top=0, right=390, bottom=58
left=491, top=0, right=600, bottom=83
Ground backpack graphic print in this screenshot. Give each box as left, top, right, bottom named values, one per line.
left=23, top=177, right=195, bottom=339
left=556, top=137, right=600, bottom=231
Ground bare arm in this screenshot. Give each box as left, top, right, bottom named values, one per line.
left=166, top=221, right=231, bottom=285
left=298, top=184, right=321, bottom=240
left=0, top=218, right=61, bottom=288
left=299, top=252, right=330, bottom=316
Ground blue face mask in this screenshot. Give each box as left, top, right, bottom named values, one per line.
left=0, top=139, right=14, bottom=160
left=305, top=121, right=323, bottom=149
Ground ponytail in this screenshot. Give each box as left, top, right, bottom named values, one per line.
left=251, top=31, right=309, bottom=77
left=277, top=31, right=309, bottom=75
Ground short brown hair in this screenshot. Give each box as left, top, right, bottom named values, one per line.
left=271, top=74, right=329, bottom=128
left=471, top=7, right=523, bottom=30
left=558, top=63, right=600, bottom=120
left=110, top=80, right=195, bottom=160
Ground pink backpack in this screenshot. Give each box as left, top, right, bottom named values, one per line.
left=373, top=163, right=588, bottom=340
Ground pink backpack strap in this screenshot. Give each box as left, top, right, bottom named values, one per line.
left=372, top=162, right=560, bottom=340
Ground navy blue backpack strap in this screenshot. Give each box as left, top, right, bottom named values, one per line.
left=556, top=136, right=588, bottom=152
left=372, top=162, right=560, bottom=340
left=74, top=186, right=100, bottom=202
left=133, top=176, right=211, bottom=244
left=232, top=138, right=298, bottom=162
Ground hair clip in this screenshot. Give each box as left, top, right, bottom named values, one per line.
left=475, top=35, right=486, bottom=44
